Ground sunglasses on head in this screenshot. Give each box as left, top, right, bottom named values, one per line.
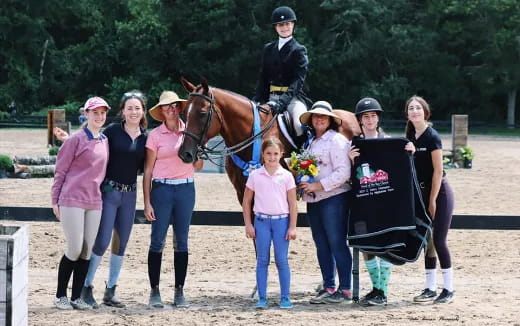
left=122, top=91, right=145, bottom=101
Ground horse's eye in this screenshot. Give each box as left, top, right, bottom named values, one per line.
left=200, top=111, right=209, bottom=116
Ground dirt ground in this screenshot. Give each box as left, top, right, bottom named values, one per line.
left=1, top=129, right=520, bottom=325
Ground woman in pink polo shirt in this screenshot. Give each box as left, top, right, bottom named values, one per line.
left=143, top=91, right=203, bottom=308
left=51, top=97, right=110, bottom=310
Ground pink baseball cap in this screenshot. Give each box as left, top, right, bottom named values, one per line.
left=83, top=97, right=111, bottom=111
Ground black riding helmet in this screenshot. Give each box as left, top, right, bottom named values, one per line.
left=355, top=97, right=384, bottom=117
left=271, top=6, right=297, bottom=24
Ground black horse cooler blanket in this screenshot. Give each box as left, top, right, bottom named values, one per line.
left=347, top=137, right=432, bottom=265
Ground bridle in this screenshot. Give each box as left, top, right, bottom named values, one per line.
left=182, top=90, right=221, bottom=149
left=183, top=87, right=279, bottom=161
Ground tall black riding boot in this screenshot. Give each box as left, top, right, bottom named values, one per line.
left=148, top=251, right=164, bottom=308
left=174, top=251, right=189, bottom=307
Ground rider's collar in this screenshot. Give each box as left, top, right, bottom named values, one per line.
left=278, top=36, right=292, bottom=50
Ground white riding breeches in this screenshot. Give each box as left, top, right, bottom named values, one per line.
left=269, top=95, right=307, bottom=136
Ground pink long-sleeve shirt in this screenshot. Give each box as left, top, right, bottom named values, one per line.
left=302, top=129, right=351, bottom=203
left=51, top=128, right=109, bottom=210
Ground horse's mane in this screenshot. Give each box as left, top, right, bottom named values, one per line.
left=195, top=84, right=252, bottom=106
left=219, top=89, right=251, bottom=102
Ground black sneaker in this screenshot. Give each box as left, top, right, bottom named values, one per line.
left=413, top=288, right=437, bottom=303
left=323, top=290, right=352, bottom=304
left=309, top=289, right=333, bottom=304
left=366, top=290, right=387, bottom=306
left=434, top=289, right=454, bottom=304
left=359, top=287, right=379, bottom=306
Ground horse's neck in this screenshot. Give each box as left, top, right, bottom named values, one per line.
left=213, top=89, right=254, bottom=147
left=212, top=88, right=291, bottom=159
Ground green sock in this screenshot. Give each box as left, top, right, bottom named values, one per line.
left=365, top=257, right=380, bottom=289
left=379, top=258, right=393, bottom=296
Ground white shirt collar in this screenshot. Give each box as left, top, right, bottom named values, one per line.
left=278, top=36, right=292, bottom=50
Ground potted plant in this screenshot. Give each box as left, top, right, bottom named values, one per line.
left=457, top=146, right=474, bottom=168
left=0, top=154, right=14, bottom=178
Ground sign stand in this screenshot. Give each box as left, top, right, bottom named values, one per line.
left=47, top=109, right=70, bottom=147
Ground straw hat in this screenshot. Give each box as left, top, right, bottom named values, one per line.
left=299, top=101, right=342, bottom=126
left=148, top=91, right=187, bottom=122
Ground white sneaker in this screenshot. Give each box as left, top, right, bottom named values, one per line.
left=70, top=297, right=93, bottom=310
left=54, top=296, right=73, bottom=310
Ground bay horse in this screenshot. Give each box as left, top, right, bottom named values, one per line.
left=178, top=77, right=360, bottom=205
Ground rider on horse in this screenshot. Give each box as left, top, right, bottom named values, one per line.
left=253, top=6, right=311, bottom=142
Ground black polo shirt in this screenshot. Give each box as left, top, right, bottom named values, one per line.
left=410, top=126, right=442, bottom=187
left=103, top=122, right=147, bottom=185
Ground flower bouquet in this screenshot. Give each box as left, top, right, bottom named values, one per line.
left=289, top=150, right=319, bottom=199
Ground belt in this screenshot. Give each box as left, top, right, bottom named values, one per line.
left=103, top=179, right=136, bottom=192
left=269, top=85, right=288, bottom=93
left=255, top=213, right=289, bottom=220
left=154, top=178, right=194, bottom=185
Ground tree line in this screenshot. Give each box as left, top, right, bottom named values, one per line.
left=1, top=0, right=519, bottom=126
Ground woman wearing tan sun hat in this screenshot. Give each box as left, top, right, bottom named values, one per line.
left=143, top=90, right=202, bottom=309
left=148, top=91, right=188, bottom=122
left=298, top=100, right=354, bottom=305
left=299, top=100, right=342, bottom=127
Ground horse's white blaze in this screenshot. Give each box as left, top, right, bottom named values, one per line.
left=187, top=102, right=193, bottom=118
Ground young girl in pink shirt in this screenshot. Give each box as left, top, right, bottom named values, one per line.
left=242, top=137, right=298, bottom=309
left=51, top=97, right=110, bottom=310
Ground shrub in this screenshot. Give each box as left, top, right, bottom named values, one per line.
left=457, top=146, right=475, bottom=160
left=0, top=154, right=13, bottom=170
left=48, top=146, right=60, bottom=156
left=0, top=111, right=9, bottom=121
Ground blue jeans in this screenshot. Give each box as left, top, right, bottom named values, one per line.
left=93, top=189, right=136, bottom=256
left=254, top=214, right=291, bottom=298
left=149, top=182, right=195, bottom=253
left=307, top=192, right=352, bottom=290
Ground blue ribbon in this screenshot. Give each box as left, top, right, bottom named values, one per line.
left=296, top=174, right=314, bottom=199
left=231, top=104, right=262, bottom=177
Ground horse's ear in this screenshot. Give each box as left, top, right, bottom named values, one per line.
left=333, top=109, right=362, bottom=141
left=181, top=76, right=196, bottom=92
left=201, top=77, right=209, bottom=94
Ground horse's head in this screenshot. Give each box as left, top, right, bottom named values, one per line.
left=179, top=77, right=221, bottom=163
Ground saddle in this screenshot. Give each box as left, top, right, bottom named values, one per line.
left=277, top=111, right=307, bottom=149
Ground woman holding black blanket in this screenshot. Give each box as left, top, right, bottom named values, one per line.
left=349, top=97, right=414, bottom=306
left=405, top=96, right=455, bottom=304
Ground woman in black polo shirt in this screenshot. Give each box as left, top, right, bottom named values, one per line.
left=405, top=96, right=455, bottom=304
left=253, top=6, right=310, bottom=139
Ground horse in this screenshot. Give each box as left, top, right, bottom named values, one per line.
left=178, top=77, right=360, bottom=205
